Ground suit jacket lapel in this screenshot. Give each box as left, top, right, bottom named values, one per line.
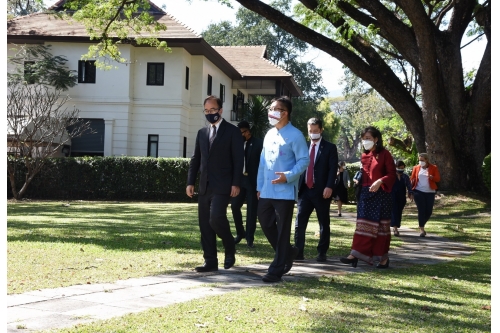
left=316, top=142, right=323, bottom=163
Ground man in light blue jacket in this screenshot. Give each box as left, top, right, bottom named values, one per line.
left=257, top=96, right=309, bottom=283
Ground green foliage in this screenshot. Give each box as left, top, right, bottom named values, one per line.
left=7, top=44, right=77, bottom=90
left=7, top=156, right=198, bottom=202
left=58, top=0, right=170, bottom=69
left=482, top=154, right=491, bottom=193
left=242, top=95, right=272, bottom=140
left=7, top=0, right=44, bottom=18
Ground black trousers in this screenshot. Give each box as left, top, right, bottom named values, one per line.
left=294, top=188, right=332, bottom=257
left=257, top=198, right=295, bottom=277
left=198, top=184, right=235, bottom=265
left=413, top=190, right=436, bottom=227
left=231, top=175, right=258, bottom=243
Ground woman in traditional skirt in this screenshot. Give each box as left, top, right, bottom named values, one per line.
left=340, top=126, right=396, bottom=268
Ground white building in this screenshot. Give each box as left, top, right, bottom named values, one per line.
left=7, top=0, right=302, bottom=158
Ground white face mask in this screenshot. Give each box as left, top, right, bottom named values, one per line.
left=362, top=139, right=375, bottom=150
left=419, top=161, right=426, bottom=167
left=268, top=111, right=281, bottom=126
left=309, top=133, right=321, bottom=140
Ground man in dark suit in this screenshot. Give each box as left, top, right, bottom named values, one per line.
left=186, top=95, right=244, bottom=272
left=294, top=117, right=338, bottom=262
left=231, top=120, right=263, bottom=248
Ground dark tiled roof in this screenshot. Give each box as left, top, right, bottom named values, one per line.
left=7, top=12, right=200, bottom=39
left=213, top=45, right=293, bottom=78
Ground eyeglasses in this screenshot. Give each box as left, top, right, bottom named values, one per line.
left=268, top=107, right=287, bottom=112
left=203, top=108, right=220, bottom=115
left=241, top=129, right=249, bottom=134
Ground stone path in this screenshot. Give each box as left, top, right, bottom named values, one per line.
left=7, top=214, right=474, bottom=333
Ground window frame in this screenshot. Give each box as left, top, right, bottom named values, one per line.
left=220, top=83, right=225, bottom=102
left=207, top=74, right=212, bottom=95
left=147, top=134, right=159, bottom=157
left=146, top=62, right=165, bottom=86
left=78, top=60, right=96, bottom=84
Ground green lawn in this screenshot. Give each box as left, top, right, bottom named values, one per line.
left=7, top=193, right=491, bottom=332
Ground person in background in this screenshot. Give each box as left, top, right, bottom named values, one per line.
left=391, top=160, right=413, bottom=236
left=410, top=153, right=441, bottom=237
left=293, top=117, right=338, bottom=262
left=186, top=95, right=244, bottom=272
left=231, top=120, right=263, bottom=248
left=352, top=165, right=363, bottom=203
left=257, top=96, right=309, bottom=283
left=335, top=161, right=350, bottom=217
left=340, top=126, right=396, bottom=269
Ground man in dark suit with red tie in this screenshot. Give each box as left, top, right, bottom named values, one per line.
left=231, top=120, right=263, bottom=248
left=186, top=95, right=244, bottom=272
left=294, top=118, right=338, bottom=262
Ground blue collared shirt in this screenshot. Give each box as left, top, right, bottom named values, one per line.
left=257, top=122, right=309, bottom=201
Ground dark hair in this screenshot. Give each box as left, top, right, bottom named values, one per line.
left=271, top=96, right=292, bottom=116
left=307, top=117, right=323, bottom=129
left=237, top=120, right=250, bottom=130
left=203, top=95, right=222, bottom=109
left=396, top=160, right=406, bottom=168
left=361, top=126, right=384, bottom=153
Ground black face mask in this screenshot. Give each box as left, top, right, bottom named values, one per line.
left=205, top=112, right=220, bottom=124
left=397, top=169, right=404, bottom=173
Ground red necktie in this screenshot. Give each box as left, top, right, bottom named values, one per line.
left=307, top=143, right=316, bottom=188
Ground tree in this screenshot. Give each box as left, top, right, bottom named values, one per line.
left=7, top=0, right=44, bottom=18
left=242, top=95, right=272, bottom=140
left=227, top=0, right=490, bottom=192
left=7, top=45, right=93, bottom=200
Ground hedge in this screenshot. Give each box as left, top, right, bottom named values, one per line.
left=7, top=157, right=363, bottom=203
left=7, top=156, right=199, bottom=202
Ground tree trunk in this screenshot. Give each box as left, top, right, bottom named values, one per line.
left=233, top=0, right=489, bottom=191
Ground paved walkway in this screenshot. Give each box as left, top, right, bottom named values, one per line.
left=7, top=214, right=474, bottom=332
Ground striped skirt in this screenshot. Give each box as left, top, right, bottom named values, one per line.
left=350, top=186, right=392, bottom=265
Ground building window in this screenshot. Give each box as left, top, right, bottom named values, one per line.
left=185, top=66, right=189, bottom=90
left=147, top=63, right=164, bottom=86
left=207, top=74, right=212, bottom=95
left=147, top=135, right=159, bottom=157
left=24, top=61, right=36, bottom=84
left=78, top=60, right=96, bottom=83
left=183, top=137, right=187, bottom=158
left=220, top=84, right=225, bottom=102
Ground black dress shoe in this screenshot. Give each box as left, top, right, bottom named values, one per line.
left=234, top=235, right=244, bottom=244
left=340, top=256, right=358, bottom=268
left=376, top=258, right=390, bottom=269
left=283, top=246, right=299, bottom=274
left=262, top=274, right=281, bottom=283
left=247, top=241, right=254, bottom=248
left=224, top=254, right=236, bottom=269
left=195, top=263, right=218, bottom=272
left=316, top=254, right=327, bottom=262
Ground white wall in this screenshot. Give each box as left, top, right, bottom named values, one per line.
left=7, top=42, right=234, bottom=158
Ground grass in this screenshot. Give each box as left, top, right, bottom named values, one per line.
left=7, top=192, right=491, bottom=332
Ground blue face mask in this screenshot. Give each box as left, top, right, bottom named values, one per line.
left=205, top=112, right=220, bottom=124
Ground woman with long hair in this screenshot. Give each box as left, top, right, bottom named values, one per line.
left=340, top=126, right=396, bottom=268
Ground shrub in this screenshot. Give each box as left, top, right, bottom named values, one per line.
left=7, top=156, right=199, bottom=202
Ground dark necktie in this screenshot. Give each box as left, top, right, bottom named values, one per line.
left=209, top=125, right=216, bottom=150
left=307, top=143, right=316, bottom=188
